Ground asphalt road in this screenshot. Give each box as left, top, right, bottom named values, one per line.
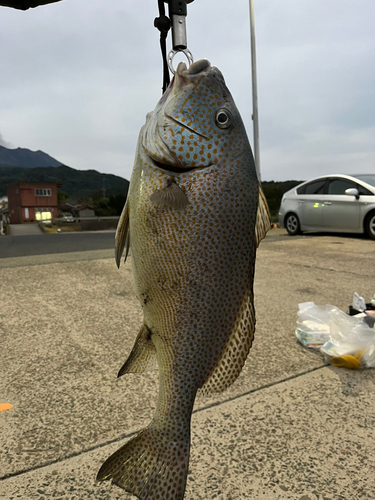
left=0, top=231, right=116, bottom=259
left=0, top=228, right=297, bottom=263
left=0, top=229, right=367, bottom=268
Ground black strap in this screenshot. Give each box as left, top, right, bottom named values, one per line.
left=0, top=0, right=61, bottom=9
left=154, top=0, right=171, bottom=94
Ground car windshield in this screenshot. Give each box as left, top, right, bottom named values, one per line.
left=351, top=174, right=375, bottom=188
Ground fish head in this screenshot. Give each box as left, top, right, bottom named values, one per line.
left=142, top=59, right=250, bottom=173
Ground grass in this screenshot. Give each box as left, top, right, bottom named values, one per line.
left=42, top=223, right=82, bottom=234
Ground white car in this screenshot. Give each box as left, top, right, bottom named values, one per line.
left=278, top=174, right=375, bottom=240
left=61, top=212, right=75, bottom=222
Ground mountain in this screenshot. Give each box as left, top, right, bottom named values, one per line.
left=0, top=165, right=129, bottom=200
left=0, top=145, right=63, bottom=168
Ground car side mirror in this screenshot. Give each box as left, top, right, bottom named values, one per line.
left=345, top=188, right=360, bottom=200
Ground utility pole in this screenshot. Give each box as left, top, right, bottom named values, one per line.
left=249, top=0, right=260, bottom=181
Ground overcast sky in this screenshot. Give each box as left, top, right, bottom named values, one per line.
left=1, top=0, right=374, bottom=182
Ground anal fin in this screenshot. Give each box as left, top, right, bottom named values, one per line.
left=118, top=325, right=157, bottom=377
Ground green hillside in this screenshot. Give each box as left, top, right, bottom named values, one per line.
left=261, top=180, right=303, bottom=217
left=0, top=165, right=129, bottom=199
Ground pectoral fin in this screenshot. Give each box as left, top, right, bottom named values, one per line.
left=115, top=200, right=130, bottom=268
left=118, top=325, right=157, bottom=377
left=149, top=182, right=188, bottom=210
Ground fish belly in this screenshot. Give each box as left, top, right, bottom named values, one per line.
left=128, top=157, right=259, bottom=388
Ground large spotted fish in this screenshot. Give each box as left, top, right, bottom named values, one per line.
left=97, top=59, right=271, bottom=499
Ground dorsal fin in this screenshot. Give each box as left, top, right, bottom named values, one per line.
left=198, top=288, right=255, bottom=395
left=115, top=200, right=130, bottom=268
left=255, top=184, right=271, bottom=247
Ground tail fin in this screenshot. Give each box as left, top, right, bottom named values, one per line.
left=97, top=427, right=190, bottom=500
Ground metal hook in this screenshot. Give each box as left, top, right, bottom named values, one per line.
left=167, top=48, right=194, bottom=74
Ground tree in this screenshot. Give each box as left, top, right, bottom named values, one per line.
left=57, top=190, right=70, bottom=201
left=108, top=193, right=127, bottom=215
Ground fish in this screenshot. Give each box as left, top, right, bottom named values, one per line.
left=97, top=58, right=271, bottom=500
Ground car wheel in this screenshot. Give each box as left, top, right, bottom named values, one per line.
left=285, top=213, right=301, bottom=236
left=365, top=211, right=375, bottom=240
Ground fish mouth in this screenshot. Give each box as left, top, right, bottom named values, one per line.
left=148, top=156, right=212, bottom=174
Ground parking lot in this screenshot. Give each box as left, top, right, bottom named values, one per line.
left=0, top=228, right=374, bottom=500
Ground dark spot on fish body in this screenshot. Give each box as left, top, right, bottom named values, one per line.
left=145, top=215, right=159, bottom=235
left=157, top=275, right=167, bottom=288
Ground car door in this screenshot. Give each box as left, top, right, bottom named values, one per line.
left=297, top=178, right=327, bottom=229
left=321, top=178, right=361, bottom=231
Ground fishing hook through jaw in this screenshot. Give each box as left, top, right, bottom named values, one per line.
left=167, top=48, right=194, bottom=75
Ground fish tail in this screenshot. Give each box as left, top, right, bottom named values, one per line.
left=97, top=427, right=190, bottom=500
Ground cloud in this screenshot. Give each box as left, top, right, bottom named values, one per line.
left=0, top=133, right=12, bottom=148
left=0, top=0, right=374, bottom=182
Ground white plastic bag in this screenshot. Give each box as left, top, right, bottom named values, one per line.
left=321, top=306, right=375, bottom=369
left=295, top=302, right=375, bottom=369
left=295, top=302, right=331, bottom=348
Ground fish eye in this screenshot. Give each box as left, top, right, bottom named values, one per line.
left=215, top=109, right=233, bottom=129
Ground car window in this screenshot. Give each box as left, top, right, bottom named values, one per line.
left=352, top=174, right=375, bottom=188
left=328, top=179, right=357, bottom=195
left=356, top=184, right=373, bottom=196
left=298, top=179, right=326, bottom=195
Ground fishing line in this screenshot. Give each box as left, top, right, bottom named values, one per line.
left=154, top=0, right=195, bottom=94
left=154, top=0, right=171, bottom=93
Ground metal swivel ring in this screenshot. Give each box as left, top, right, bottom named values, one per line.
left=167, top=49, right=194, bottom=74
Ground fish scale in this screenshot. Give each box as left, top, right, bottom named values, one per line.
left=97, top=59, right=271, bottom=500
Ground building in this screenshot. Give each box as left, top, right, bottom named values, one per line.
left=59, top=200, right=96, bottom=219
left=7, top=182, right=61, bottom=224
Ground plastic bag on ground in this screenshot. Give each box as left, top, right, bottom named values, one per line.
left=320, top=306, right=375, bottom=369
left=295, top=302, right=331, bottom=349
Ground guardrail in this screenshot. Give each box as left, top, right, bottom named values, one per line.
left=38, top=216, right=120, bottom=233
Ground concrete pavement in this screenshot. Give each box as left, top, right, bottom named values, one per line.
left=0, top=229, right=374, bottom=500
left=9, top=223, right=43, bottom=236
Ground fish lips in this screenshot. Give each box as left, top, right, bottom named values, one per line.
left=147, top=154, right=213, bottom=175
